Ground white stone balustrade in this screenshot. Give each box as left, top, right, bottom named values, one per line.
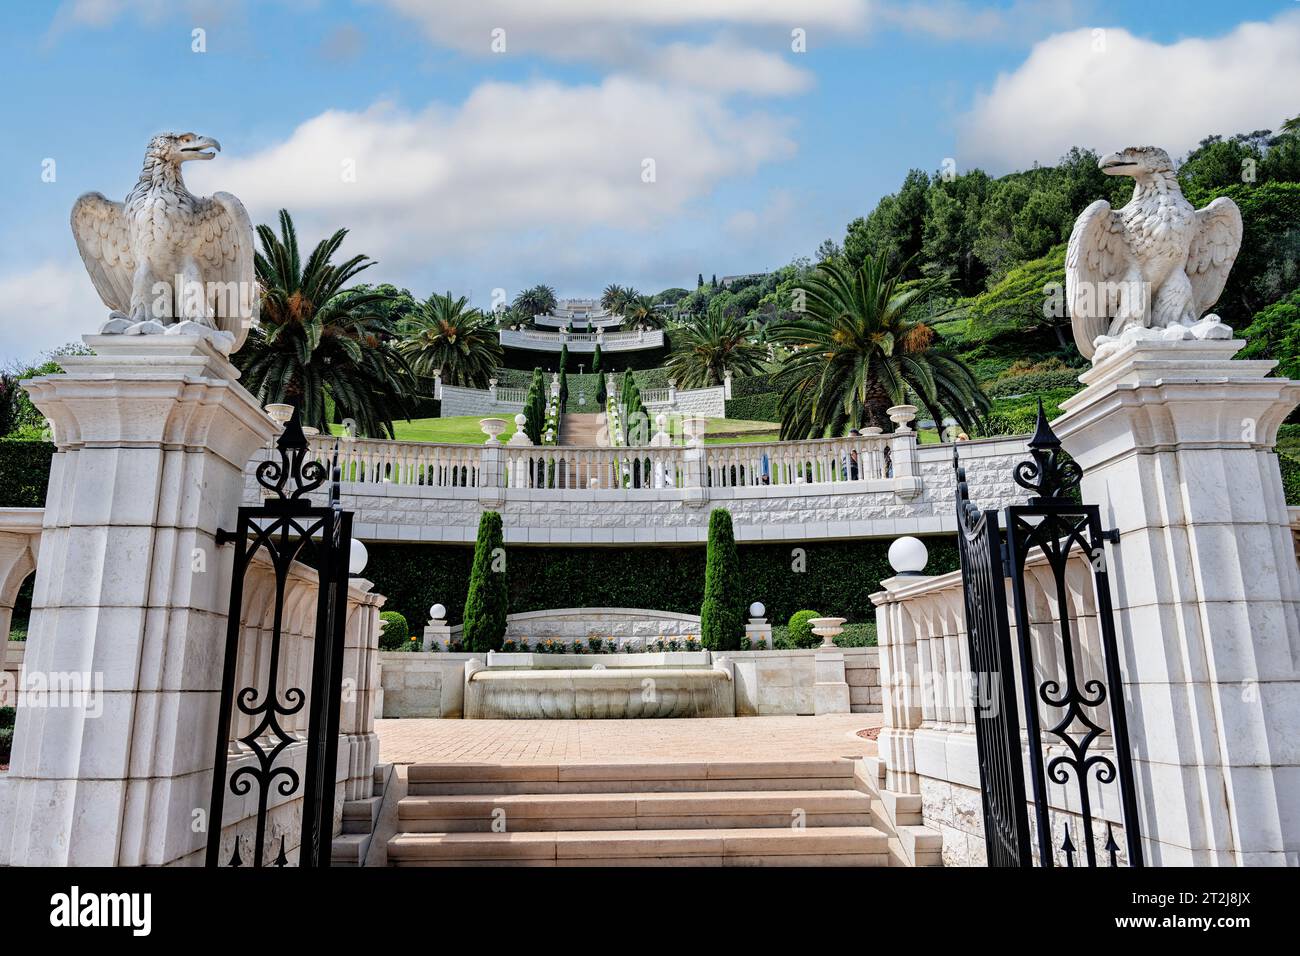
left=500, top=327, right=664, bottom=352
left=262, top=433, right=1028, bottom=546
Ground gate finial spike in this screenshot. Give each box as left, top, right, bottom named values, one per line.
left=1104, top=822, right=1120, bottom=867
left=229, top=835, right=244, bottom=868
left=1012, top=396, right=1081, bottom=503
left=1060, top=822, right=1076, bottom=867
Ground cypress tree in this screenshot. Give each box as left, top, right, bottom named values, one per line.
left=697, top=273, right=704, bottom=289
left=700, top=508, right=743, bottom=651
left=559, top=343, right=569, bottom=373
left=462, top=511, right=508, bottom=653
left=592, top=344, right=605, bottom=405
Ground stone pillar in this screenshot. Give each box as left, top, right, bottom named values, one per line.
left=811, top=617, right=851, bottom=715
left=872, top=576, right=925, bottom=794
left=723, top=370, right=733, bottom=399
left=423, top=607, right=451, bottom=651
left=744, top=606, right=772, bottom=650
left=667, top=379, right=677, bottom=405
left=488, top=377, right=497, bottom=402
left=1053, top=338, right=1300, bottom=866
left=432, top=370, right=442, bottom=400
left=0, top=334, right=278, bottom=866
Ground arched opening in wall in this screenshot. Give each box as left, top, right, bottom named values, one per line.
left=9, top=572, right=33, bottom=641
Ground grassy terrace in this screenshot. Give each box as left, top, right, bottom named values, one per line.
left=331, top=415, right=782, bottom=445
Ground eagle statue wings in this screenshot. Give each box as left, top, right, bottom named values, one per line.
left=1066, top=146, right=1242, bottom=362
left=71, top=132, right=257, bottom=355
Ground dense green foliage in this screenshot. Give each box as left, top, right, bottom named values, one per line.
left=1278, top=454, right=1300, bottom=506
left=396, top=291, right=503, bottom=389
left=665, top=312, right=768, bottom=388
left=771, top=257, right=988, bottom=437
left=365, top=536, right=960, bottom=632
left=724, top=392, right=782, bottom=423
left=783, top=610, right=823, bottom=650
left=0, top=439, right=54, bottom=507
left=461, top=512, right=508, bottom=652
left=235, top=209, right=415, bottom=437
left=378, top=611, right=411, bottom=650
left=700, top=509, right=743, bottom=651
left=1238, top=287, right=1300, bottom=380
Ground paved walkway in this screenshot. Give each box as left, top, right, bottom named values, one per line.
left=375, top=714, right=882, bottom=765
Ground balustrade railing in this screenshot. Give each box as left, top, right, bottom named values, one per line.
left=310, top=432, right=896, bottom=492
left=494, top=387, right=528, bottom=404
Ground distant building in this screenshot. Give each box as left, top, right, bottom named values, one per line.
left=719, top=273, right=769, bottom=289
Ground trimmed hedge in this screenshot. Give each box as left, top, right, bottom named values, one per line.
left=1280, top=453, right=1300, bottom=506
left=724, top=392, right=781, bottom=423
left=0, top=439, right=54, bottom=507
left=729, top=372, right=780, bottom=398
left=984, top=368, right=1083, bottom=398
left=379, top=611, right=411, bottom=650
left=364, top=536, right=960, bottom=633
left=786, top=609, right=821, bottom=649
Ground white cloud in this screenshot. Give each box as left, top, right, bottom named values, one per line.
left=649, top=41, right=814, bottom=96
left=0, top=261, right=105, bottom=363
left=189, top=77, right=797, bottom=278
left=957, top=12, right=1300, bottom=171
left=878, top=0, right=1084, bottom=43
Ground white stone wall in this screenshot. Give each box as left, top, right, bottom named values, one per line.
left=377, top=646, right=879, bottom=719
left=439, top=384, right=524, bottom=418
left=249, top=437, right=1029, bottom=546
left=457, top=607, right=703, bottom=645
left=645, top=386, right=727, bottom=418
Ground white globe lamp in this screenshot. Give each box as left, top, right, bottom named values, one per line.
left=888, top=536, right=928, bottom=576
left=429, top=603, right=446, bottom=622
left=349, top=538, right=369, bottom=576
left=748, top=601, right=766, bottom=620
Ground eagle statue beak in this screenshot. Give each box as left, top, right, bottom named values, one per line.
left=180, top=136, right=221, bottom=161
left=1099, top=151, right=1134, bottom=176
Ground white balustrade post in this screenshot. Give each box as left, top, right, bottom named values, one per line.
left=488, top=377, right=497, bottom=402
left=723, top=370, right=733, bottom=399
left=3, top=335, right=279, bottom=865
left=667, top=378, right=677, bottom=405
left=1054, top=338, right=1300, bottom=865
left=432, top=370, right=442, bottom=399
left=871, top=577, right=926, bottom=794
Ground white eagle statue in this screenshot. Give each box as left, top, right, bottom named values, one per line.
left=1066, top=145, right=1242, bottom=363
left=71, top=132, right=257, bottom=356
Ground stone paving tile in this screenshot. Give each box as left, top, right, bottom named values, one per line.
left=376, top=714, right=882, bottom=765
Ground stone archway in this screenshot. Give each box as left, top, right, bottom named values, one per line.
left=0, top=509, right=40, bottom=642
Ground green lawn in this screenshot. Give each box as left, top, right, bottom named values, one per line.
left=332, top=415, right=782, bottom=445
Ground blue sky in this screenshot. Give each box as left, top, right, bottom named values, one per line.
left=1, top=0, right=1296, bottom=362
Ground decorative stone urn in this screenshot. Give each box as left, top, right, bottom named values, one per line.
left=479, top=417, right=508, bottom=444
left=886, top=404, right=917, bottom=432
left=808, top=616, right=846, bottom=650
left=682, top=416, right=708, bottom=445
left=264, top=403, right=294, bottom=425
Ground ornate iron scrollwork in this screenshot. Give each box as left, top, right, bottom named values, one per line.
left=954, top=401, right=1143, bottom=867
left=207, top=407, right=353, bottom=868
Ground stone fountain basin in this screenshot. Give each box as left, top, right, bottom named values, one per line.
left=464, top=660, right=735, bottom=719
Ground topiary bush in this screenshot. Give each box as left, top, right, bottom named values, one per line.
left=785, top=609, right=823, bottom=649
left=378, top=611, right=410, bottom=650
left=462, top=511, right=508, bottom=652
left=700, top=509, right=743, bottom=651
left=724, top=392, right=781, bottom=423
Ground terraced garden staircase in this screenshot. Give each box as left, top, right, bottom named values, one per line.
left=387, top=757, right=904, bottom=866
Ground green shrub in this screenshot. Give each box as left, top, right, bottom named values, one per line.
left=700, top=509, right=743, bottom=651
left=834, top=622, right=877, bottom=647
left=0, top=706, right=14, bottom=728
left=378, top=611, right=410, bottom=650
left=363, top=537, right=961, bottom=636
left=462, top=511, right=508, bottom=652
left=1279, top=453, right=1300, bottom=506
left=784, top=610, right=823, bottom=649
left=0, top=438, right=55, bottom=507
left=724, top=393, right=782, bottom=423
left=984, top=368, right=1083, bottom=398
left=0, top=726, right=11, bottom=764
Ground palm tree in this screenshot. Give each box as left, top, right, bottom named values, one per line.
left=396, top=292, right=504, bottom=388
left=601, top=284, right=627, bottom=312
left=236, top=209, right=415, bottom=438
left=664, top=312, right=768, bottom=389
left=620, top=293, right=667, bottom=329
left=513, top=284, right=558, bottom=318
left=770, top=256, right=988, bottom=438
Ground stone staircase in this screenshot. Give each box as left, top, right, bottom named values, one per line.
left=558, top=412, right=606, bottom=447
left=332, top=763, right=394, bottom=866
left=386, top=758, right=894, bottom=866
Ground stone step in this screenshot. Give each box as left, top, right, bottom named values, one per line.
left=388, top=826, right=889, bottom=866
left=407, top=759, right=856, bottom=795
left=398, top=789, right=873, bottom=832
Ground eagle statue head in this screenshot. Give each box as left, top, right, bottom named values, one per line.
left=145, top=132, right=222, bottom=166
left=1098, top=146, right=1174, bottom=178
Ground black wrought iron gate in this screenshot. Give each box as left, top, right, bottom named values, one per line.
left=954, top=405, right=1143, bottom=867
left=205, top=409, right=353, bottom=868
